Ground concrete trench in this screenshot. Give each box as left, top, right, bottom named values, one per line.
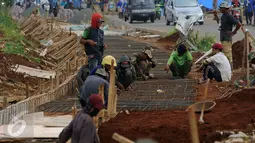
left=36, top=36, right=198, bottom=113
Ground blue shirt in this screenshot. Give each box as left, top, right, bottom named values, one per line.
left=81, top=75, right=109, bottom=107
left=244, top=0, right=254, bottom=12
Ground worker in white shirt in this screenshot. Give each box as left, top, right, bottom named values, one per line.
left=197, top=43, right=232, bottom=84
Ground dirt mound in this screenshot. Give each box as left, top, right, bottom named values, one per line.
left=232, top=39, right=252, bottom=69
left=157, top=32, right=180, bottom=44
left=155, top=32, right=180, bottom=51
left=98, top=89, right=255, bottom=143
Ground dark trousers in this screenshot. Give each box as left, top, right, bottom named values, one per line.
left=170, top=61, right=192, bottom=78
left=203, top=63, right=222, bottom=82
left=88, top=56, right=102, bottom=72
left=245, top=10, right=253, bottom=25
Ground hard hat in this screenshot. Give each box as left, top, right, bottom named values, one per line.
left=102, top=55, right=117, bottom=66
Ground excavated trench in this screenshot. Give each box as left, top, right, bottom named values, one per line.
left=36, top=36, right=198, bottom=114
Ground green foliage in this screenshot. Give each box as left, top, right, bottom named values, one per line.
left=0, top=0, right=15, bottom=7
left=188, top=31, right=216, bottom=52
left=168, top=28, right=177, bottom=36
left=0, top=8, right=41, bottom=64
left=2, top=42, right=25, bottom=55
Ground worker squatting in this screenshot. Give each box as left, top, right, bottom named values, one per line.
left=57, top=1, right=255, bottom=141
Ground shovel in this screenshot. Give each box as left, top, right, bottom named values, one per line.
left=199, top=79, right=210, bottom=124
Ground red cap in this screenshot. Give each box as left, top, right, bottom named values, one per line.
left=212, top=43, right=223, bottom=50
left=89, top=94, right=104, bottom=110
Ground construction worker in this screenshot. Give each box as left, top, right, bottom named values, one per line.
left=58, top=94, right=103, bottom=143
left=81, top=68, right=109, bottom=107
left=197, top=43, right=232, bottom=84
left=90, top=55, right=125, bottom=90
left=76, top=64, right=90, bottom=92
left=164, top=44, right=193, bottom=79
left=213, top=1, right=242, bottom=69
left=80, top=13, right=107, bottom=72
left=116, top=55, right=137, bottom=90
left=131, top=45, right=157, bottom=80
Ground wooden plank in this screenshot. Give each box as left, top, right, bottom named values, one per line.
left=12, top=64, right=56, bottom=79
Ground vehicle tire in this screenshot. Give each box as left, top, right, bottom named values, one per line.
left=166, top=20, right=170, bottom=25
left=129, top=16, right=133, bottom=23
left=199, top=22, right=204, bottom=25
left=151, top=17, right=154, bottom=23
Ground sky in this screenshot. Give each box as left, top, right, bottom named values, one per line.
left=197, top=0, right=225, bottom=9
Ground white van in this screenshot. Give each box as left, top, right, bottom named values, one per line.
left=165, top=0, right=204, bottom=25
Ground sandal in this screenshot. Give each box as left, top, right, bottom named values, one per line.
left=198, top=78, right=206, bottom=84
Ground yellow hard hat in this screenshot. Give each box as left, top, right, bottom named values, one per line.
left=102, top=55, right=117, bottom=66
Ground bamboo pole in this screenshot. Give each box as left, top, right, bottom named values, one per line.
left=98, top=84, right=105, bottom=125
left=188, top=106, right=200, bottom=143
left=199, top=79, right=210, bottom=124
left=112, top=133, right=134, bottom=143
left=50, top=76, right=54, bottom=90
left=242, top=30, right=247, bottom=70
left=107, top=59, right=116, bottom=117
left=246, top=30, right=250, bottom=88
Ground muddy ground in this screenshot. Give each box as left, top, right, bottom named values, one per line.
left=98, top=89, right=255, bottom=143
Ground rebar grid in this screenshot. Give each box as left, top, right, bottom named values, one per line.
left=36, top=79, right=198, bottom=113
left=117, top=79, right=197, bottom=111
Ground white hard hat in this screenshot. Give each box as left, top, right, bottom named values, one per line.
left=219, top=1, right=229, bottom=8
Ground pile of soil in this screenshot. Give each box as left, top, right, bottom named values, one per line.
left=232, top=39, right=253, bottom=69
left=155, top=32, right=180, bottom=51
left=98, top=89, right=255, bottom=143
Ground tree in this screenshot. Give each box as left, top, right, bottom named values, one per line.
left=0, top=0, right=15, bottom=7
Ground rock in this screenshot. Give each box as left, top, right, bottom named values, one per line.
left=229, top=131, right=248, bottom=138
left=230, top=138, right=244, bottom=143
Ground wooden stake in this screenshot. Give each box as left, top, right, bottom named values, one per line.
left=113, top=88, right=117, bottom=114
left=39, top=78, right=42, bottom=94
left=3, top=97, right=8, bottom=108
left=246, top=30, right=250, bottom=87
left=56, top=71, right=60, bottom=87
left=243, top=30, right=247, bottom=70
left=50, top=76, right=54, bottom=90
left=107, top=59, right=116, bottom=117
left=25, top=83, right=29, bottom=97
left=188, top=106, right=200, bottom=143
left=72, top=104, right=77, bottom=119
left=199, top=79, right=210, bottom=124
left=112, top=133, right=134, bottom=143
left=98, top=84, right=105, bottom=124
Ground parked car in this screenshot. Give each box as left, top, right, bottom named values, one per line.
left=165, top=0, right=204, bottom=26
left=124, top=0, right=156, bottom=23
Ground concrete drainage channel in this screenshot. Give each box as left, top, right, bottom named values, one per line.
left=36, top=36, right=198, bottom=114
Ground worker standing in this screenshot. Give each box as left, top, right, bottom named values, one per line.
left=197, top=43, right=232, bottom=84
left=57, top=94, right=103, bottom=143
left=213, top=1, right=241, bottom=69
left=164, top=44, right=193, bottom=79
left=80, top=13, right=107, bottom=72
left=244, top=0, right=254, bottom=25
